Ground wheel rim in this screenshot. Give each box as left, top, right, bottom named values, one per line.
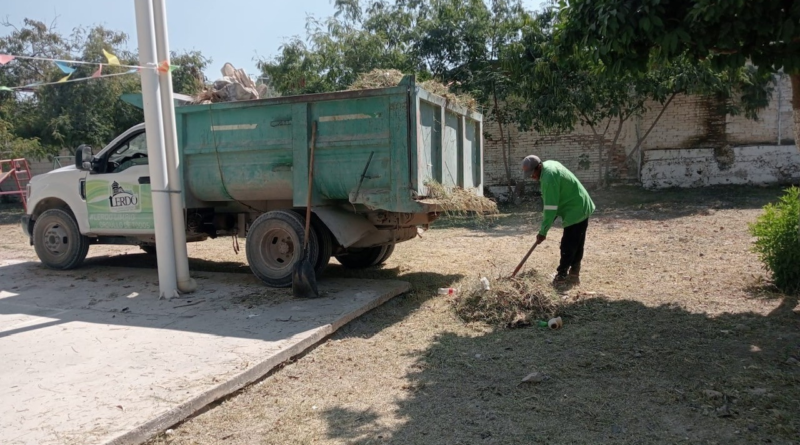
left=42, top=222, right=70, bottom=257
left=258, top=226, right=297, bottom=273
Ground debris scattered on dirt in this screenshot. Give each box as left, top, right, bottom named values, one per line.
left=348, top=69, right=478, bottom=111
left=422, top=180, right=498, bottom=218
left=521, top=371, right=546, bottom=384
left=716, top=404, right=734, bottom=418
left=703, top=389, right=723, bottom=399
left=193, top=63, right=268, bottom=104
left=453, top=270, right=559, bottom=328
left=547, top=316, right=563, bottom=330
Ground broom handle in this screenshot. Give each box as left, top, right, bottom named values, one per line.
left=511, top=240, right=541, bottom=278
left=304, top=121, right=316, bottom=251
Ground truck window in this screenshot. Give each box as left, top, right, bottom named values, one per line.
left=105, top=132, right=148, bottom=173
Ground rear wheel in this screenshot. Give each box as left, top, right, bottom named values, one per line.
left=311, top=216, right=333, bottom=275
left=291, top=209, right=333, bottom=275
left=33, top=208, right=90, bottom=270
left=375, top=243, right=395, bottom=265
left=335, top=245, right=388, bottom=269
left=246, top=210, right=319, bottom=288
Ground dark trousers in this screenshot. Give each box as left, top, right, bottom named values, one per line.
left=557, top=217, right=589, bottom=276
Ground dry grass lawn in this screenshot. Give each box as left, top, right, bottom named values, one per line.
left=1, top=185, right=798, bottom=445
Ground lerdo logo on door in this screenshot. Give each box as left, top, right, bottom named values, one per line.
left=108, top=181, right=139, bottom=211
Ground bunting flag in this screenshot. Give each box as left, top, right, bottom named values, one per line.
left=103, top=49, right=120, bottom=66
left=157, top=60, right=178, bottom=74
left=55, top=61, right=76, bottom=74
left=0, top=54, right=15, bottom=65
left=0, top=86, right=12, bottom=91
left=92, top=64, right=103, bottom=78
left=57, top=73, right=72, bottom=83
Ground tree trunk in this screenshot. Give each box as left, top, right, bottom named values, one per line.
left=791, top=73, right=800, bottom=238
left=493, top=89, right=514, bottom=196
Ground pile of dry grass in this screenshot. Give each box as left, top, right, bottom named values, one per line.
left=422, top=180, right=499, bottom=217
left=453, top=270, right=560, bottom=328
left=348, top=69, right=478, bottom=111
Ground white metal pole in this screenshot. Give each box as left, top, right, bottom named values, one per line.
left=152, top=0, right=196, bottom=293
left=134, top=0, right=179, bottom=299
left=777, top=73, right=783, bottom=146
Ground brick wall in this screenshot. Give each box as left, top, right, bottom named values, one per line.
left=484, top=75, right=797, bottom=188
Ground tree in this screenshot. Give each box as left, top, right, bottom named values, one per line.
left=504, top=6, right=772, bottom=186
left=258, top=0, right=420, bottom=95
left=0, top=19, right=210, bottom=159
left=557, top=0, right=799, bottom=232
left=557, top=0, right=800, bottom=148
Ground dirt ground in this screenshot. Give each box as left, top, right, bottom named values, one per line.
left=1, top=185, right=799, bottom=445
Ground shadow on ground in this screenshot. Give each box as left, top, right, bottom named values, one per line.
left=321, top=291, right=800, bottom=445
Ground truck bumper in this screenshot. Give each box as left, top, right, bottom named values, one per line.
left=20, top=215, right=32, bottom=239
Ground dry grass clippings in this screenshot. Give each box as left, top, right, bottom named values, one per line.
left=422, top=179, right=499, bottom=219
left=348, top=69, right=478, bottom=111
left=453, top=270, right=560, bottom=328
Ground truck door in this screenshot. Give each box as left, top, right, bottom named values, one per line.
left=84, top=131, right=155, bottom=234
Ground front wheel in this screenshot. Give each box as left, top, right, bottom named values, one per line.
left=246, top=210, right=319, bottom=288
left=32, top=208, right=90, bottom=270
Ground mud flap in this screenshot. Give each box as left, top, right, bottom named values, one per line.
left=312, top=207, right=377, bottom=249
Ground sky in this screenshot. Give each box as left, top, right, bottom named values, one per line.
left=3, top=0, right=546, bottom=81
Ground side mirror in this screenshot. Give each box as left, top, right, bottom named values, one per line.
left=75, top=145, right=93, bottom=171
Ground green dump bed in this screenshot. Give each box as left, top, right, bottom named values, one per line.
left=170, top=76, right=483, bottom=214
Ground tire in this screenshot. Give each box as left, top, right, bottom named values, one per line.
left=311, top=216, right=333, bottom=275
left=375, top=243, right=395, bottom=265
left=246, top=210, right=319, bottom=288
left=290, top=209, right=333, bottom=275
left=335, top=245, right=387, bottom=269
left=140, top=245, right=156, bottom=255
left=33, top=208, right=90, bottom=270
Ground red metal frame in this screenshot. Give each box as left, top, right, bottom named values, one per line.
left=0, top=158, right=32, bottom=211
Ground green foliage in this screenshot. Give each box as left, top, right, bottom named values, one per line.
left=749, top=187, right=800, bottom=294
left=258, top=0, right=421, bottom=95
left=557, top=0, right=800, bottom=75
left=0, top=19, right=210, bottom=160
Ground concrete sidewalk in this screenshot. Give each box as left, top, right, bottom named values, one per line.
left=0, top=260, right=410, bottom=445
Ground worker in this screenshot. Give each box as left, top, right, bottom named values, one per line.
left=521, top=155, right=595, bottom=287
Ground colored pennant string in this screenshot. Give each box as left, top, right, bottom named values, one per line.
left=92, top=64, right=103, bottom=78
left=0, top=54, right=163, bottom=71
left=0, top=69, right=139, bottom=91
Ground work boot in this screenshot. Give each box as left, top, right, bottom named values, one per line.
left=552, top=273, right=570, bottom=288
left=567, top=271, right=581, bottom=286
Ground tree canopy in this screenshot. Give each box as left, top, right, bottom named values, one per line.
left=0, top=18, right=210, bottom=159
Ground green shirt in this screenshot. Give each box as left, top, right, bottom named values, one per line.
left=538, top=160, right=595, bottom=236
